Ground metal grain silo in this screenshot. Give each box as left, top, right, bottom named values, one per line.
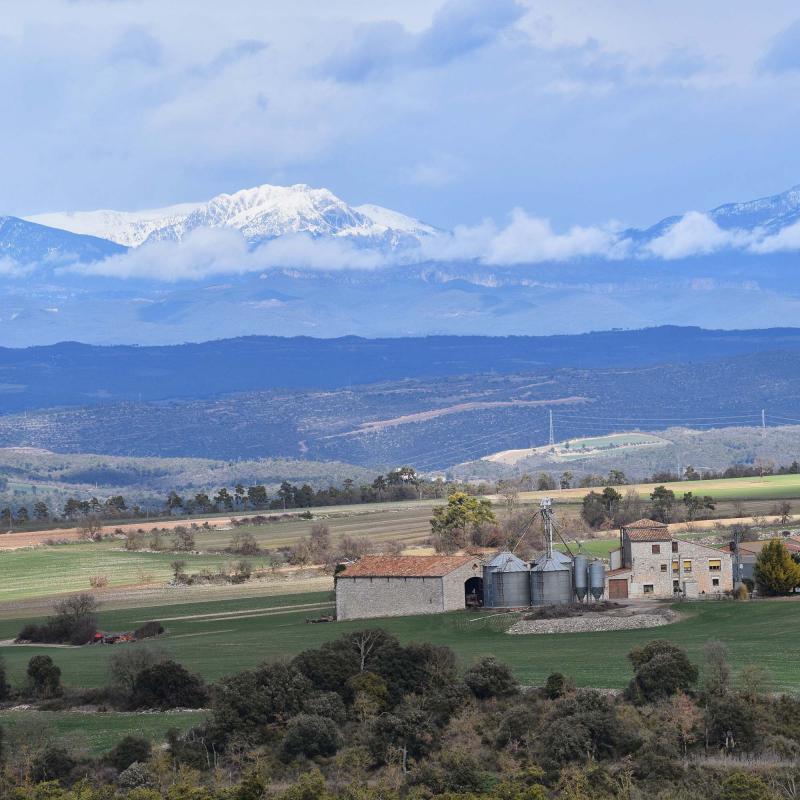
left=530, top=557, right=573, bottom=606
left=589, top=560, right=606, bottom=601
left=573, top=554, right=589, bottom=602
left=485, top=551, right=530, bottom=608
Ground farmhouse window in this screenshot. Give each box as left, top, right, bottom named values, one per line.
left=660, top=564, right=667, bottom=572
left=708, top=559, right=721, bottom=572
left=671, top=541, right=679, bottom=553
left=651, top=544, right=661, bottom=554
left=712, top=578, right=720, bottom=587
left=672, top=560, right=679, bottom=575
left=683, top=560, right=692, bottom=573
left=643, top=584, right=654, bottom=594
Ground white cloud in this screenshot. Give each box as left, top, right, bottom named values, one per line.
left=483, top=208, right=624, bottom=263
left=644, top=211, right=753, bottom=259
left=67, top=227, right=388, bottom=281
left=749, top=219, right=800, bottom=253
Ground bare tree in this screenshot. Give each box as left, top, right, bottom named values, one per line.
left=350, top=629, right=383, bottom=672
left=79, top=515, right=103, bottom=541
left=108, top=646, right=167, bottom=695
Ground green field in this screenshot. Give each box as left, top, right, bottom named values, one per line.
left=2, top=591, right=799, bottom=694
left=0, top=710, right=206, bottom=756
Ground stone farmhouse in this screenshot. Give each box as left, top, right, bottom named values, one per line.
left=335, top=554, right=483, bottom=620
left=607, top=518, right=733, bottom=599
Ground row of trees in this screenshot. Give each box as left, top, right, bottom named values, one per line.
left=0, top=629, right=794, bottom=800
left=581, top=485, right=719, bottom=528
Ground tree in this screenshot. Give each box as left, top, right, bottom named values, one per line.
left=108, top=647, right=167, bottom=697
left=105, top=735, right=152, bottom=771
left=212, top=662, right=311, bottom=742
left=171, top=527, right=195, bottom=552
left=559, top=472, right=573, bottom=490
left=0, top=656, right=9, bottom=701
left=682, top=492, right=715, bottom=521
left=755, top=539, right=800, bottom=594
left=372, top=475, right=387, bottom=499
left=581, top=491, right=608, bottom=528
left=607, top=470, right=628, bottom=486
left=32, top=501, right=49, bottom=520
left=27, top=655, right=63, bottom=699
left=536, top=473, right=556, bottom=491
left=131, top=660, right=207, bottom=709
left=464, top=657, right=518, bottom=699
left=15, top=507, right=29, bottom=524
left=601, top=486, right=622, bottom=512
left=702, top=639, right=731, bottom=697
left=430, top=492, right=496, bottom=553
left=214, top=488, right=234, bottom=511
left=285, top=717, right=341, bottom=762
left=165, top=491, right=184, bottom=515
left=309, top=523, right=331, bottom=561
left=247, top=484, right=269, bottom=509
left=625, top=640, right=698, bottom=703
left=649, top=486, right=676, bottom=522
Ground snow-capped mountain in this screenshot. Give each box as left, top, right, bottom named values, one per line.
left=708, top=184, right=800, bottom=231
left=28, top=203, right=203, bottom=248
left=28, top=183, right=438, bottom=251
left=0, top=216, right=125, bottom=265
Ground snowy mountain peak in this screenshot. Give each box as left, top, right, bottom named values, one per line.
left=26, top=183, right=437, bottom=251
left=710, top=184, right=800, bottom=231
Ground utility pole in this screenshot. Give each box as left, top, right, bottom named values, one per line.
left=762, top=409, right=766, bottom=432
left=548, top=409, right=555, bottom=448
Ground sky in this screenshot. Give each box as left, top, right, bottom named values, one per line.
left=4, top=1, right=800, bottom=230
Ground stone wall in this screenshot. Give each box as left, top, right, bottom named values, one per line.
left=336, top=575, right=444, bottom=620
left=441, top=559, right=483, bottom=610
left=336, top=559, right=483, bottom=620
left=623, top=537, right=733, bottom=598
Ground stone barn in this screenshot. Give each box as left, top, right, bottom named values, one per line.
left=335, top=554, right=484, bottom=620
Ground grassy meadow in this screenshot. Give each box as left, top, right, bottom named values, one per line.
left=0, top=710, right=207, bottom=756
left=2, top=591, right=800, bottom=693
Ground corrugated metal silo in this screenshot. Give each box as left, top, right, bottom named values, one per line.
left=530, top=557, right=573, bottom=606
left=573, top=554, right=589, bottom=601
left=589, top=560, right=606, bottom=600
left=486, top=551, right=530, bottom=607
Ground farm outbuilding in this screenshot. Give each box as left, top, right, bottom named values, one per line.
left=335, top=554, right=483, bottom=620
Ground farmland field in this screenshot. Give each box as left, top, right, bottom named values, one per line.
left=2, top=591, right=800, bottom=694
left=0, top=710, right=206, bottom=756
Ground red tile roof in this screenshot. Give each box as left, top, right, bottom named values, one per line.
left=622, top=518, right=671, bottom=541
left=625, top=518, right=668, bottom=529
left=338, top=554, right=477, bottom=578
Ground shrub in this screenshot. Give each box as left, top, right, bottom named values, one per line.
left=464, top=656, right=518, bottom=699
left=133, top=621, right=164, bottom=640
left=544, top=672, right=572, bottom=699
left=27, top=655, right=63, bottom=699
left=31, top=746, right=77, bottom=783
left=131, top=660, right=208, bottom=709
left=105, top=735, right=152, bottom=771
left=734, top=583, right=750, bottom=600
left=118, top=762, right=158, bottom=790
left=89, top=575, right=109, bottom=588
left=720, top=772, right=776, bottom=800
left=706, top=695, right=756, bottom=751
left=281, top=714, right=341, bottom=760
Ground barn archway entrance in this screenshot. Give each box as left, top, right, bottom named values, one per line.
left=465, top=576, right=484, bottom=608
